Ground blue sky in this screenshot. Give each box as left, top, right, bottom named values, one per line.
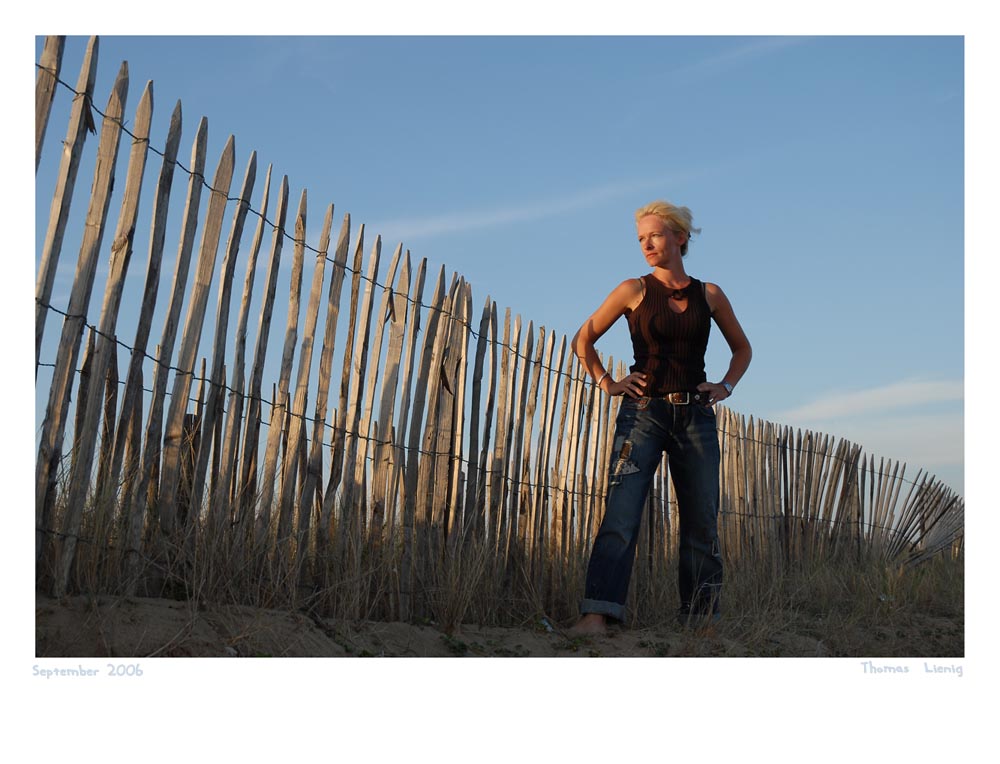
left=33, top=33, right=965, bottom=493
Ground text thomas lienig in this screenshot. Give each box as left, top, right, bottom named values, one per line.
left=861, top=661, right=963, bottom=677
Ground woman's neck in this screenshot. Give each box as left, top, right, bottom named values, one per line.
left=650, top=262, right=690, bottom=288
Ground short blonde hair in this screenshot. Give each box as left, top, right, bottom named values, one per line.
left=635, top=200, right=701, bottom=256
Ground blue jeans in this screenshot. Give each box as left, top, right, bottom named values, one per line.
left=580, top=396, right=722, bottom=622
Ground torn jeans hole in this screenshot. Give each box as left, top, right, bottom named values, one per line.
left=609, top=439, right=640, bottom=486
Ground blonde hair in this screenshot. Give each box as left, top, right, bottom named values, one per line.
left=635, top=200, right=701, bottom=256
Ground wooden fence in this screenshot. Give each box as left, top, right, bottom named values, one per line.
left=34, top=37, right=964, bottom=620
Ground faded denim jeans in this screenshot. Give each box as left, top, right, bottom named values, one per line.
left=580, top=395, right=722, bottom=622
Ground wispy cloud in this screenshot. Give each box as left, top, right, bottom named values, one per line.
left=774, top=378, right=963, bottom=423
left=804, top=412, right=964, bottom=495
left=368, top=172, right=716, bottom=242
left=847, top=413, right=965, bottom=467
left=243, top=38, right=354, bottom=95
left=769, top=380, right=965, bottom=493
left=930, top=88, right=962, bottom=105
left=369, top=180, right=644, bottom=240
left=617, top=37, right=812, bottom=133
left=663, top=36, right=811, bottom=82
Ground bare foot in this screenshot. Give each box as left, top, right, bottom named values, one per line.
left=567, top=613, right=608, bottom=637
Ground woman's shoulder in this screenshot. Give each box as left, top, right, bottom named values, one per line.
left=698, top=280, right=730, bottom=313
left=612, top=275, right=646, bottom=296
left=608, top=276, right=646, bottom=315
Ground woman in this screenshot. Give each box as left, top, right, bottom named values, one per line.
left=569, top=200, right=751, bottom=636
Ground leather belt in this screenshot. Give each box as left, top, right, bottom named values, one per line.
left=664, top=391, right=711, bottom=405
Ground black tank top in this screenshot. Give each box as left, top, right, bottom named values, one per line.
left=626, top=275, right=712, bottom=395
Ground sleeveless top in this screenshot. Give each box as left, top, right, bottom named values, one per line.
left=625, top=275, right=712, bottom=395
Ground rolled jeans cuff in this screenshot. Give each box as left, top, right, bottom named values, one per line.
left=580, top=598, right=625, bottom=622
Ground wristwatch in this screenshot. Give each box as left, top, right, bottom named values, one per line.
left=722, top=382, right=733, bottom=395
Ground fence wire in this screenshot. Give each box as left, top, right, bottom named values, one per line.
left=36, top=293, right=951, bottom=499
left=35, top=60, right=962, bottom=561
left=36, top=67, right=578, bottom=379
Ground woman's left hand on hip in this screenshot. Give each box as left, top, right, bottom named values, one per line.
left=695, top=382, right=731, bottom=406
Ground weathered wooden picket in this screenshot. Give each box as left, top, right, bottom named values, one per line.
left=34, top=37, right=964, bottom=619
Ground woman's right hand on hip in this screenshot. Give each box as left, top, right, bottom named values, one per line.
left=607, top=372, right=648, bottom=398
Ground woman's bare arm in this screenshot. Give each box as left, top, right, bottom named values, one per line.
left=697, top=282, right=752, bottom=403
left=570, top=278, right=648, bottom=398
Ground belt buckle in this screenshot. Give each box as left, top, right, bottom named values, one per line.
left=667, top=392, right=690, bottom=405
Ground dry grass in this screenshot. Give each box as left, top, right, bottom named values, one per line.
left=36, top=472, right=963, bottom=657
left=666, top=550, right=965, bottom=657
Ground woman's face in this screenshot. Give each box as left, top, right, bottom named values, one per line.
left=637, top=215, right=686, bottom=266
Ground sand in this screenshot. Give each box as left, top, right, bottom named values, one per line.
left=35, top=594, right=962, bottom=658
